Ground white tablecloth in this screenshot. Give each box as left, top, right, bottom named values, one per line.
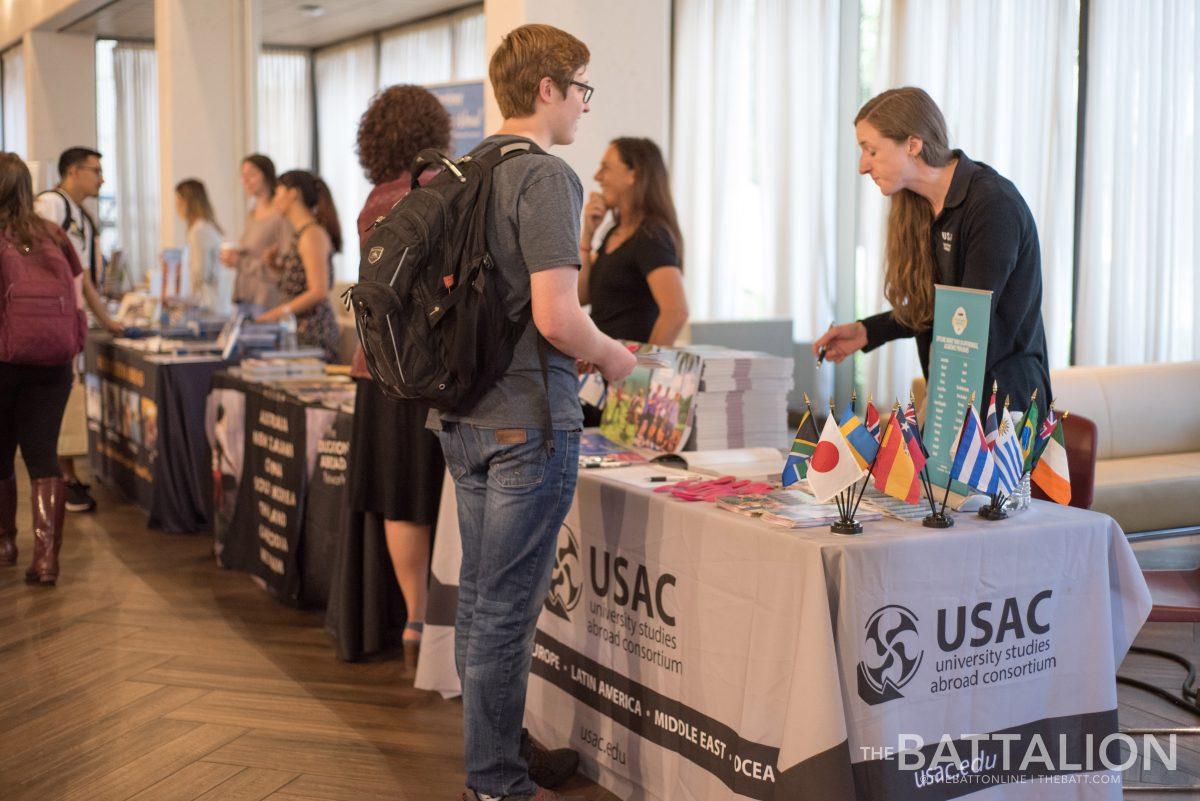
left=417, top=471, right=1151, bottom=800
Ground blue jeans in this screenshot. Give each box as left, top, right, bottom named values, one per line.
left=437, top=423, right=580, bottom=797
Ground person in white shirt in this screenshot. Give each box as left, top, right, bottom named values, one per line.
left=34, top=147, right=123, bottom=514
left=174, top=179, right=232, bottom=315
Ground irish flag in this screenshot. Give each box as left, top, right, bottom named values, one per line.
left=1032, top=414, right=1072, bottom=505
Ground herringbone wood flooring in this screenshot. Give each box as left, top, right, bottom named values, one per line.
left=0, top=474, right=613, bottom=801
left=1, top=472, right=1198, bottom=799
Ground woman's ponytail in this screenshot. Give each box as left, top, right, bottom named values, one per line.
left=278, top=170, right=342, bottom=254
left=312, top=177, right=342, bottom=254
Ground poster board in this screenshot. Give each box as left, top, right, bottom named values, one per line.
left=923, top=285, right=992, bottom=497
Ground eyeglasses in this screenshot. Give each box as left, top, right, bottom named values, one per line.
left=570, top=80, right=594, bottom=104
left=78, top=166, right=104, bottom=177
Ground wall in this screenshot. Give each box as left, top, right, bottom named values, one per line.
left=23, top=30, right=97, bottom=166
left=482, top=0, right=671, bottom=189
left=155, top=0, right=255, bottom=247
left=0, top=0, right=107, bottom=49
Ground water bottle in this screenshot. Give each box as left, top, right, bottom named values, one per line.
left=279, top=311, right=298, bottom=351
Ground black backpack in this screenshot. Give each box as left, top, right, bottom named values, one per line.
left=343, top=138, right=554, bottom=426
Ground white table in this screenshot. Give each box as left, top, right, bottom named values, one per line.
left=417, top=470, right=1150, bottom=800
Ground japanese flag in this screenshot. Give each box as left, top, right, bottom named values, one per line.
left=807, top=414, right=866, bottom=503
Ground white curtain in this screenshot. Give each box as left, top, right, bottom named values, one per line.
left=451, top=9, right=486, bottom=80
left=95, top=40, right=120, bottom=261
left=378, top=8, right=485, bottom=87
left=315, top=37, right=377, bottom=281
left=379, top=18, right=452, bottom=86
left=258, top=50, right=312, bottom=172
left=1076, top=0, right=1199, bottom=364
left=2, top=47, right=26, bottom=158
left=672, top=0, right=840, bottom=357
left=856, top=0, right=1080, bottom=404
left=113, top=42, right=160, bottom=286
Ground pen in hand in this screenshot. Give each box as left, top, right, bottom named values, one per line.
left=816, top=323, right=832, bottom=369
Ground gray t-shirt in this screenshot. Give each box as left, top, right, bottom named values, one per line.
left=433, top=134, right=584, bottom=431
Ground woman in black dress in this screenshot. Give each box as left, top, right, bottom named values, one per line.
left=255, top=171, right=341, bottom=363
left=346, top=85, right=452, bottom=662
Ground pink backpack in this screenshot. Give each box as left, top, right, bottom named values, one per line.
left=0, top=230, right=87, bottom=365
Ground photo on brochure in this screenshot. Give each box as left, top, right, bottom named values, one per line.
left=600, top=345, right=702, bottom=453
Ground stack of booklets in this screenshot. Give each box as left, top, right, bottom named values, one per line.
left=271, top=375, right=357, bottom=409
left=683, top=346, right=794, bottom=451
left=579, top=433, right=648, bottom=469
left=858, top=485, right=931, bottom=521
left=716, top=489, right=882, bottom=529
left=235, top=357, right=328, bottom=382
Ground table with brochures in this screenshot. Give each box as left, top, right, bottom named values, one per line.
left=207, top=368, right=355, bottom=609
left=417, top=467, right=1150, bottom=800
left=85, top=332, right=236, bottom=532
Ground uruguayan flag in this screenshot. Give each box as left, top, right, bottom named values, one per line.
left=992, top=412, right=1026, bottom=494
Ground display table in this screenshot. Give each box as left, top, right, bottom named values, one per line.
left=207, top=371, right=352, bottom=608
left=85, top=332, right=233, bottom=532
left=416, top=472, right=1151, bottom=800
left=206, top=373, right=416, bottom=658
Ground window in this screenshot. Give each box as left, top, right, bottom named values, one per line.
left=854, top=0, right=1080, bottom=403
left=258, top=49, right=312, bottom=173
left=97, top=40, right=160, bottom=288
left=314, top=37, right=378, bottom=280
left=675, top=0, right=1087, bottom=408
left=1076, top=0, right=1198, bottom=364
left=314, top=7, right=484, bottom=281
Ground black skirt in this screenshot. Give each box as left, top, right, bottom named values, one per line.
left=347, top=378, right=444, bottom=524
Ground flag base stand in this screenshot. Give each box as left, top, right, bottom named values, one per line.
left=978, top=505, right=1009, bottom=521
left=831, top=519, right=863, bottom=536
left=922, top=512, right=955, bottom=529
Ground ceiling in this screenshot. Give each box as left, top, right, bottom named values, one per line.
left=62, top=0, right=472, bottom=49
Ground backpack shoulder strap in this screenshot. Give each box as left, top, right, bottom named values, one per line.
left=37, top=189, right=73, bottom=229
left=472, top=138, right=547, bottom=170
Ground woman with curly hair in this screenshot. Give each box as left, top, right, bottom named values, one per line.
left=346, top=85, right=451, bottom=667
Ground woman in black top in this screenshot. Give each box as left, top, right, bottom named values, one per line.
left=579, top=137, right=688, bottom=345
left=815, top=87, right=1051, bottom=417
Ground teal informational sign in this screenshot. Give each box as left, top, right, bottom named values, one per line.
left=428, top=81, right=485, bottom=156
left=923, top=284, right=993, bottom=496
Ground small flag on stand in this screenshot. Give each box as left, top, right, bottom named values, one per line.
left=782, top=408, right=820, bottom=488
left=949, top=403, right=999, bottom=494
left=903, top=400, right=929, bottom=460
left=1019, top=403, right=1040, bottom=472
left=1032, top=412, right=1072, bottom=505
left=865, top=399, right=881, bottom=443
left=838, top=404, right=880, bottom=470
left=983, top=384, right=1001, bottom=450
left=874, top=412, right=921, bottom=503
left=1032, top=406, right=1058, bottom=468
left=807, top=414, right=866, bottom=504
left=993, top=411, right=1024, bottom=495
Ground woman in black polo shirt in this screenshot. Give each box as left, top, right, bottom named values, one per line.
left=579, top=137, right=688, bottom=346
left=814, top=87, right=1051, bottom=417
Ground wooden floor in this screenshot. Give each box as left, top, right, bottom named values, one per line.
left=1, top=474, right=1199, bottom=800
left=0, top=475, right=613, bottom=801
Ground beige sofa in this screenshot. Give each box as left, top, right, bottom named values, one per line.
left=1049, top=361, right=1200, bottom=534
left=913, top=360, right=1200, bottom=534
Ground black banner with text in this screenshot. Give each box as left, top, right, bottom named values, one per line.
left=229, top=388, right=307, bottom=604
